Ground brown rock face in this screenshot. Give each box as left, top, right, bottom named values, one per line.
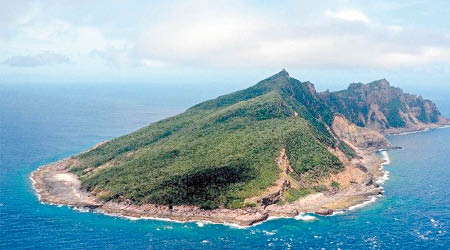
left=332, top=116, right=391, bottom=149
left=315, top=208, right=334, bottom=216
left=245, top=148, right=294, bottom=207
left=321, top=79, right=450, bottom=133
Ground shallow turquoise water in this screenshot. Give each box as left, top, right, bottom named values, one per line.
left=1, top=84, right=449, bottom=249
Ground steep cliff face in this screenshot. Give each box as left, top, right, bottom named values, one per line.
left=332, top=116, right=391, bottom=149
left=321, top=79, right=450, bottom=133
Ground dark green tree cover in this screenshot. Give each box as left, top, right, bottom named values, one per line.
left=385, top=98, right=406, bottom=128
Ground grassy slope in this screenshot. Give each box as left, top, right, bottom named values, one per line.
left=71, top=71, right=349, bottom=209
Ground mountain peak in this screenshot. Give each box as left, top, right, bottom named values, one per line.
left=257, top=69, right=291, bottom=88
left=347, top=79, right=391, bottom=91
left=368, top=78, right=390, bottom=88
left=273, top=69, right=289, bottom=78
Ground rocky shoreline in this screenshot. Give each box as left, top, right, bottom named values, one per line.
left=383, top=122, right=450, bottom=135
left=31, top=124, right=448, bottom=227
left=30, top=149, right=386, bottom=227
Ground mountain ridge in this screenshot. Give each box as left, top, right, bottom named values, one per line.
left=320, top=78, right=449, bottom=133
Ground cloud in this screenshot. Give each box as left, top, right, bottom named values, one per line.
left=140, top=59, right=168, bottom=68
left=374, top=47, right=450, bottom=68
left=325, top=9, right=371, bottom=23
left=1, top=0, right=450, bottom=72
left=131, top=2, right=450, bottom=69
left=0, top=1, right=132, bottom=67
left=3, top=51, right=70, bottom=67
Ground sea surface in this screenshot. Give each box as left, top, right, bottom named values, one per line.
left=1, top=83, right=449, bottom=249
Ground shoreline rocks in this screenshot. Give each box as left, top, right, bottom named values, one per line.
left=30, top=152, right=386, bottom=227
left=315, top=208, right=334, bottom=216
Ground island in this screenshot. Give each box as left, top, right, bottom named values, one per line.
left=31, top=70, right=450, bottom=226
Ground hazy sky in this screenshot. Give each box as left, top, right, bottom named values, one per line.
left=1, top=0, right=450, bottom=91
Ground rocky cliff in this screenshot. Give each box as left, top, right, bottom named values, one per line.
left=332, top=115, right=391, bottom=150
left=321, top=79, right=450, bottom=133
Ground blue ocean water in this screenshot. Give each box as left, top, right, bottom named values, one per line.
left=1, top=83, right=449, bottom=249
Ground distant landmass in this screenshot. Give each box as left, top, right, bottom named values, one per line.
left=31, top=70, right=450, bottom=226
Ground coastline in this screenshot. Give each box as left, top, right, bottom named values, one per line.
left=29, top=125, right=448, bottom=227
left=30, top=151, right=386, bottom=227
left=382, top=121, right=450, bottom=135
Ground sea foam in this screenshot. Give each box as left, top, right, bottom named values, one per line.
left=376, top=150, right=391, bottom=185
left=348, top=196, right=377, bottom=211
left=380, top=150, right=391, bottom=165
left=295, top=213, right=317, bottom=221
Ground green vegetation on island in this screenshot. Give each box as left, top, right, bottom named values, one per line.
left=70, top=70, right=348, bottom=209
left=68, top=70, right=448, bottom=209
